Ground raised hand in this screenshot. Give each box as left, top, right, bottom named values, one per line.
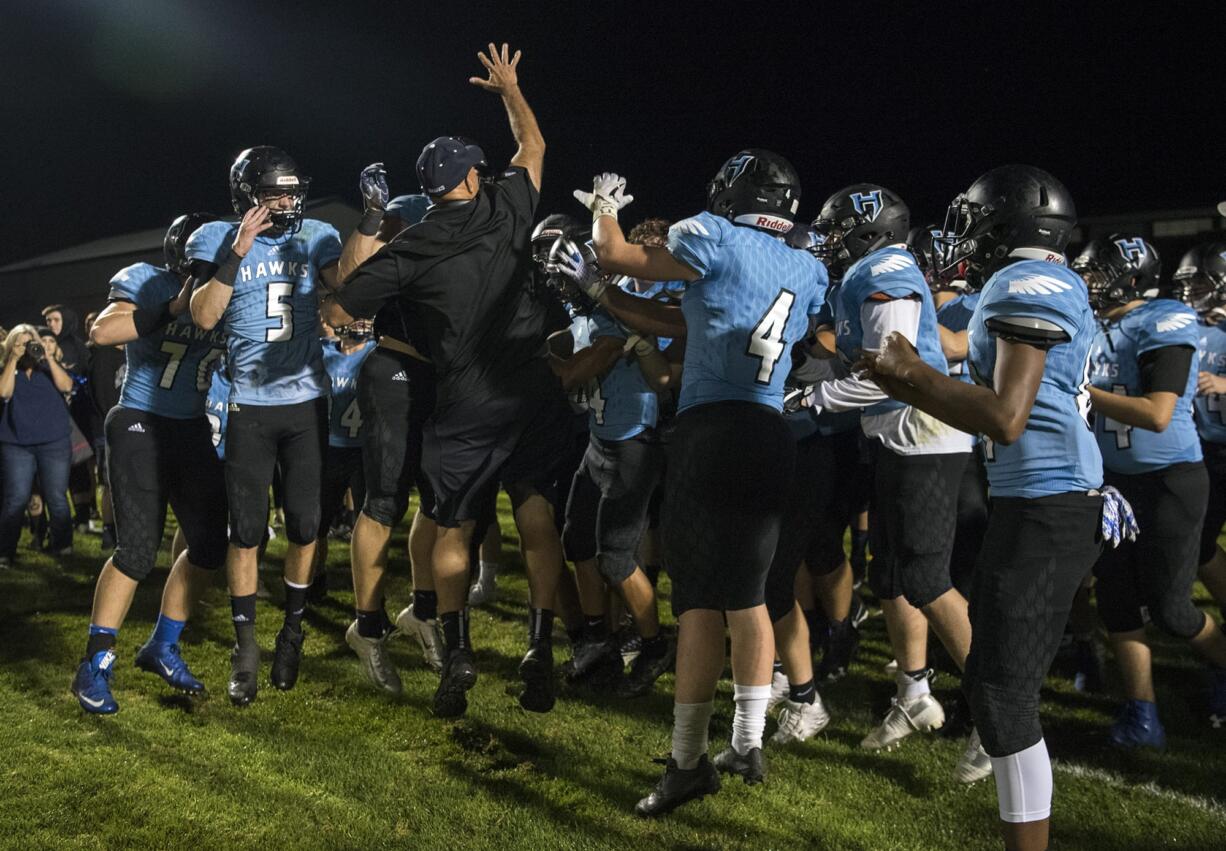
left=232, top=206, right=273, bottom=257
left=469, top=43, right=521, bottom=94
left=359, top=163, right=389, bottom=213
left=554, top=238, right=608, bottom=300
left=863, top=331, right=922, bottom=381
left=573, top=172, right=634, bottom=220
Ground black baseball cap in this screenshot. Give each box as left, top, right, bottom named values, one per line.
left=416, top=136, right=487, bottom=196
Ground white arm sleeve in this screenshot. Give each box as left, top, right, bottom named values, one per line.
left=818, top=297, right=923, bottom=411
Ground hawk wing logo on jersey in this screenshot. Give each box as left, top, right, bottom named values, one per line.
left=850, top=190, right=883, bottom=222
left=1114, top=237, right=1147, bottom=262
left=1156, top=312, right=1194, bottom=333
left=1007, top=274, right=1073, bottom=296
left=870, top=254, right=915, bottom=276
left=673, top=217, right=711, bottom=237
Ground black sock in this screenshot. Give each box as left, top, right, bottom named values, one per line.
left=772, top=659, right=784, bottom=676
left=85, top=631, right=116, bottom=658
left=441, top=609, right=469, bottom=653
left=356, top=608, right=387, bottom=639
left=530, top=608, right=555, bottom=645
left=566, top=625, right=584, bottom=645
left=640, top=632, right=666, bottom=656
left=413, top=589, right=438, bottom=621
left=789, top=678, right=816, bottom=705
left=904, top=667, right=929, bottom=682
left=582, top=614, right=607, bottom=642
left=283, top=581, right=308, bottom=631
left=231, top=594, right=257, bottom=649
left=851, top=529, right=869, bottom=562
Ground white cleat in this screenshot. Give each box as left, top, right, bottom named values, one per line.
left=766, top=669, right=790, bottom=712
left=394, top=604, right=445, bottom=672
left=771, top=695, right=832, bottom=744
left=953, top=727, right=993, bottom=784
left=860, top=693, right=945, bottom=751
left=883, top=658, right=899, bottom=675
left=467, top=579, right=497, bottom=607
left=345, top=621, right=403, bottom=695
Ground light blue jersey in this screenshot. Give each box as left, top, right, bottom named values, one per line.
left=1195, top=321, right=1226, bottom=445
left=937, top=292, right=981, bottom=384
left=322, top=338, right=375, bottom=448
left=833, top=246, right=949, bottom=416
left=667, top=212, right=827, bottom=413
left=1090, top=300, right=1201, bottom=473
left=969, top=258, right=1103, bottom=498
left=186, top=219, right=341, bottom=406
left=108, top=263, right=226, bottom=419
left=587, top=302, right=659, bottom=441
left=205, top=361, right=230, bottom=459
left=789, top=294, right=859, bottom=440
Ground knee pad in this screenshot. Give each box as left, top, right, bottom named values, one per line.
left=597, top=553, right=636, bottom=587
left=964, top=678, right=1042, bottom=758
left=229, top=514, right=269, bottom=550
left=1151, top=597, right=1206, bottom=641
left=506, top=479, right=550, bottom=512
left=283, top=509, right=320, bottom=547
left=902, top=565, right=953, bottom=611
left=362, top=494, right=407, bottom=529
left=184, top=540, right=227, bottom=571
left=111, top=548, right=156, bottom=583
left=764, top=562, right=799, bottom=622
left=868, top=555, right=901, bottom=601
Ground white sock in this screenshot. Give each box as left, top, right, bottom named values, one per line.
left=671, top=701, right=714, bottom=770
left=991, top=738, right=1053, bottom=824
left=477, top=560, right=499, bottom=585
left=730, top=683, right=771, bottom=755
left=896, top=669, right=931, bottom=702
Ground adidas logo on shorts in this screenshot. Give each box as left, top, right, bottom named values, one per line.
left=127, top=422, right=146, bottom=433
left=391, top=371, right=408, bottom=381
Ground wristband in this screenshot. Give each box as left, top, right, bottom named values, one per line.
left=622, top=334, right=642, bottom=354
left=358, top=208, right=385, bottom=237
left=132, top=302, right=175, bottom=338
left=215, top=250, right=242, bottom=287
left=592, top=196, right=619, bottom=221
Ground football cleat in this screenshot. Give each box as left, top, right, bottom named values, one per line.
left=1110, top=699, right=1166, bottom=750
left=766, top=668, right=789, bottom=712
left=617, top=639, right=675, bottom=698
left=467, top=577, right=498, bottom=607
left=519, top=641, right=555, bottom=713
left=860, top=694, right=945, bottom=750
left=635, top=756, right=721, bottom=818
left=72, top=650, right=119, bottom=714
left=1210, top=667, right=1226, bottom=729
left=618, top=630, right=643, bottom=667
left=712, top=746, right=766, bottom=785
left=344, top=622, right=402, bottom=695
left=134, top=642, right=205, bottom=695
left=771, top=696, right=832, bottom=745
left=953, top=728, right=993, bottom=784
left=228, top=645, right=259, bottom=707
left=432, top=648, right=478, bottom=718
left=815, top=621, right=860, bottom=682
left=394, top=604, right=445, bottom=673
left=270, top=625, right=304, bottom=691
left=567, top=636, right=619, bottom=682
left=849, top=594, right=870, bottom=629
left=1073, top=637, right=1106, bottom=693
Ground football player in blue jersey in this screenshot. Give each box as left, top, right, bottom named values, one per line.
left=809, top=185, right=978, bottom=767
left=862, top=165, right=1106, bottom=851
left=71, top=214, right=228, bottom=714
left=571, top=150, right=827, bottom=815
left=188, top=146, right=343, bottom=706
left=1075, top=235, right=1226, bottom=746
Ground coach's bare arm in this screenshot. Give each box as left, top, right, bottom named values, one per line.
left=470, top=43, right=544, bottom=191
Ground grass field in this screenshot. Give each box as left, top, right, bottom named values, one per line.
left=2, top=499, right=1225, bottom=850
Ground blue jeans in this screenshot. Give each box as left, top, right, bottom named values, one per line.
left=0, top=437, right=73, bottom=557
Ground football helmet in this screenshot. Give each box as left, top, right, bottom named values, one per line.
left=1173, top=241, right=1226, bottom=318
left=163, top=212, right=219, bottom=277
left=532, top=213, right=582, bottom=267
left=545, top=235, right=607, bottom=316
left=812, top=184, right=910, bottom=277
left=706, top=149, right=801, bottom=233
left=1072, top=235, right=1160, bottom=310
left=229, top=146, right=311, bottom=234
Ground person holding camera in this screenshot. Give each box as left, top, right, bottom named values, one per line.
left=0, top=323, right=76, bottom=566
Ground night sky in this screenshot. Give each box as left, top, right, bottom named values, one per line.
left=3, top=2, right=1224, bottom=267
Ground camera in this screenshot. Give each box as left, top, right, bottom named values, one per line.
left=25, top=341, right=45, bottom=361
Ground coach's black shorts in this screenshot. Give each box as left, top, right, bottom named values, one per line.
left=868, top=445, right=967, bottom=608
left=320, top=445, right=364, bottom=537
left=358, top=347, right=435, bottom=527
left=563, top=432, right=664, bottom=584
left=422, top=360, right=570, bottom=528
left=106, top=406, right=227, bottom=581
left=1094, top=462, right=1208, bottom=639
left=663, top=401, right=795, bottom=616
left=225, top=397, right=327, bottom=548
left=1199, top=440, right=1226, bottom=565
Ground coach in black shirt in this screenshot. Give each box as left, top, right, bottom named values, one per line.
left=324, top=43, right=568, bottom=718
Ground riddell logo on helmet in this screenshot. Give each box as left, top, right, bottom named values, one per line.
left=756, top=216, right=790, bottom=232
left=275, top=175, right=300, bottom=186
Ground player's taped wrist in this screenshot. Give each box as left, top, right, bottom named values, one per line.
left=214, top=250, right=242, bottom=288
left=358, top=208, right=384, bottom=237
left=131, top=302, right=175, bottom=338
left=591, top=195, right=619, bottom=222
left=632, top=337, right=656, bottom=357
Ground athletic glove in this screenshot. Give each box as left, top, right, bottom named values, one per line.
left=1100, top=485, right=1140, bottom=548
left=574, top=172, right=634, bottom=222
left=553, top=237, right=608, bottom=300
left=358, top=163, right=389, bottom=235
left=632, top=336, right=657, bottom=358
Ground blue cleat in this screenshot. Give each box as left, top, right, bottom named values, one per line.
left=134, top=642, right=205, bottom=695
left=72, top=650, right=119, bottom=714
left=1210, top=668, right=1226, bottom=729
left=1109, top=699, right=1166, bottom=750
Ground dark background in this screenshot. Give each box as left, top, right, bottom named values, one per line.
left=2, top=1, right=1224, bottom=268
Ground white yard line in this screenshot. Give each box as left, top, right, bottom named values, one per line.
left=1054, top=760, right=1226, bottom=821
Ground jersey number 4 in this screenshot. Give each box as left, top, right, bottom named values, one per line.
left=747, top=289, right=796, bottom=385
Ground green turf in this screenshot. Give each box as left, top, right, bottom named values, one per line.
left=2, top=500, right=1224, bottom=850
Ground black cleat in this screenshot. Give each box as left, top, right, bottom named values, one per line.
left=815, top=621, right=860, bottom=682
left=713, top=746, right=766, bottom=785
left=617, top=638, right=675, bottom=698
left=635, top=755, right=721, bottom=817
left=519, top=641, right=555, bottom=713
left=228, top=645, right=259, bottom=707
left=432, top=649, right=477, bottom=718
left=270, top=625, right=304, bottom=691
left=567, top=637, right=618, bottom=682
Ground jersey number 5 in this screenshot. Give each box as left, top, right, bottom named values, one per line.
left=748, top=289, right=796, bottom=385
left=266, top=282, right=294, bottom=342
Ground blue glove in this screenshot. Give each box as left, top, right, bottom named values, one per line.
left=1100, top=485, right=1140, bottom=548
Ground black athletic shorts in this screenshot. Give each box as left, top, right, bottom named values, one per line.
left=551, top=414, right=591, bottom=534
left=663, top=401, right=795, bottom=616
left=225, top=397, right=327, bottom=548
left=1094, top=463, right=1209, bottom=638
left=1199, top=440, right=1226, bottom=565
left=867, top=445, right=967, bottom=607
left=562, top=432, right=664, bottom=584
left=950, top=448, right=990, bottom=596
left=106, top=406, right=227, bottom=581
left=422, top=359, right=570, bottom=528
left=320, top=445, right=364, bottom=537
left=357, top=347, right=435, bottom=527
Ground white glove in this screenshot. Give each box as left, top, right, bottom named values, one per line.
left=632, top=336, right=657, bottom=357
left=622, top=334, right=643, bottom=354
left=554, top=238, right=608, bottom=300
left=573, top=172, right=634, bottom=221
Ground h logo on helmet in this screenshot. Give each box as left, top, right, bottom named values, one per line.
left=851, top=190, right=883, bottom=223
left=724, top=154, right=756, bottom=186
left=1114, top=237, right=1147, bottom=262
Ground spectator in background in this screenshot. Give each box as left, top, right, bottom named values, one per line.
left=85, top=310, right=125, bottom=550
left=43, top=306, right=96, bottom=531
left=42, top=305, right=90, bottom=374
left=0, top=323, right=75, bottom=566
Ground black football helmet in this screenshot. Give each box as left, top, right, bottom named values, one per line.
left=532, top=213, right=582, bottom=268
left=906, top=224, right=950, bottom=291
left=812, top=184, right=910, bottom=277
left=544, top=235, right=606, bottom=316
left=1174, top=242, right=1226, bottom=318
left=939, top=165, right=1075, bottom=280
left=164, top=212, right=219, bottom=277
left=229, top=146, right=310, bottom=234
left=1072, top=234, right=1161, bottom=310
left=705, top=149, right=801, bottom=233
